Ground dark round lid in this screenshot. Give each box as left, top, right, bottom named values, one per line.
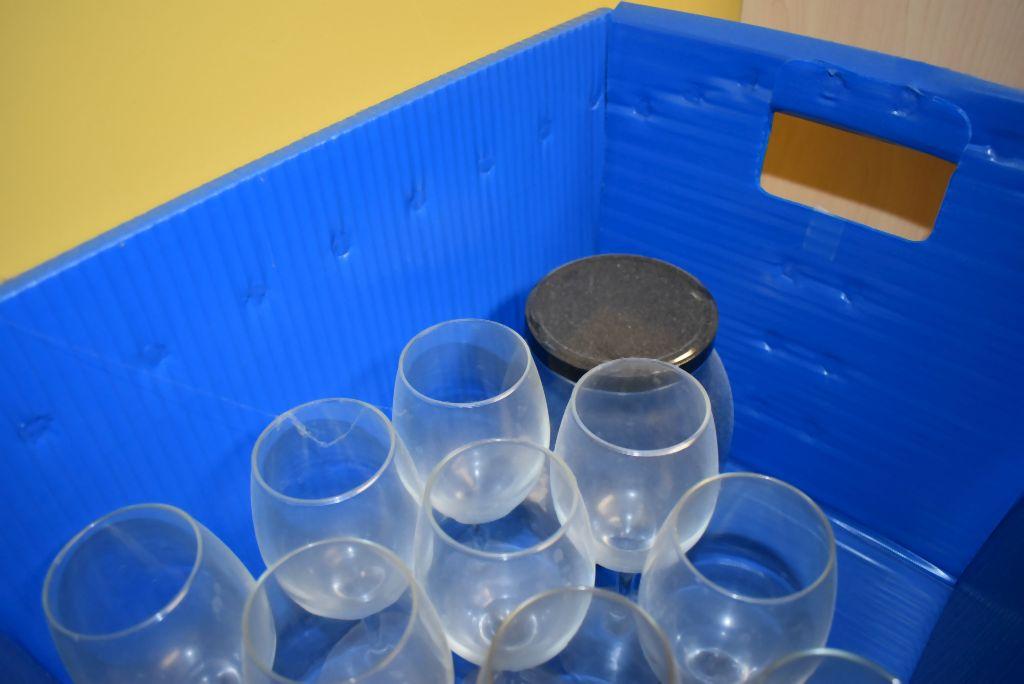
left=526, top=254, right=718, bottom=380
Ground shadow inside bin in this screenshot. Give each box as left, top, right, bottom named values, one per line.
left=0, top=634, right=59, bottom=683
left=911, top=496, right=1024, bottom=683
left=489, top=291, right=530, bottom=334
left=454, top=653, right=479, bottom=683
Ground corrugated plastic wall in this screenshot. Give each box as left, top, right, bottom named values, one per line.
left=601, top=4, right=1024, bottom=679
left=2, top=4, right=1023, bottom=681
left=0, top=13, right=607, bottom=676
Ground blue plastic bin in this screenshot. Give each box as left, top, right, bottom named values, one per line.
left=2, top=4, right=1022, bottom=681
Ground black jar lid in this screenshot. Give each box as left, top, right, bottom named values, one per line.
left=526, top=254, right=718, bottom=381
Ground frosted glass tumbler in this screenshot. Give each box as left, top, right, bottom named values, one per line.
left=536, top=347, right=733, bottom=459
left=640, top=473, right=837, bottom=684
left=526, top=253, right=734, bottom=460
left=477, top=586, right=678, bottom=683
left=415, top=439, right=594, bottom=665
left=393, top=319, right=549, bottom=493
left=752, top=649, right=899, bottom=684
left=43, top=504, right=254, bottom=683
left=554, top=357, right=717, bottom=572
left=243, top=538, right=453, bottom=683
left=251, top=398, right=419, bottom=573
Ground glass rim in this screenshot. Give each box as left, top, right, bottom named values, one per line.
left=568, top=357, right=714, bottom=458
left=251, top=398, right=399, bottom=506
left=396, top=318, right=534, bottom=408
left=42, top=503, right=204, bottom=642
left=423, top=438, right=585, bottom=561
left=669, top=472, right=837, bottom=606
left=478, top=585, right=680, bottom=682
left=755, top=647, right=900, bottom=683
left=242, top=537, right=423, bottom=684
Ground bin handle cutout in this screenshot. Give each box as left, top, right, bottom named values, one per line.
left=762, top=61, right=965, bottom=241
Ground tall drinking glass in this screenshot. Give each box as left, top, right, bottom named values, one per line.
left=393, top=319, right=549, bottom=493
left=43, top=504, right=254, bottom=683
left=243, top=537, right=453, bottom=683
left=415, top=439, right=594, bottom=665
left=477, top=586, right=679, bottom=683
left=251, top=398, right=419, bottom=569
left=639, top=473, right=837, bottom=684
left=753, top=649, right=899, bottom=684
left=554, top=357, right=717, bottom=573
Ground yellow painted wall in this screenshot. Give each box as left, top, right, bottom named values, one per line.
left=0, top=0, right=739, bottom=281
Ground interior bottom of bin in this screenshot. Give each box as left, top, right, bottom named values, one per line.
left=0, top=282, right=955, bottom=684
left=435, top=450, right=950, bottom=683
left=1, top=292, right=953, bottom=684
left=439, top=459, right=950, bottom=683
left=675, top=455, right=949, bottom=682
left=777, top=483, right=950, bottom=681
left=3, top=472, right=952, bottom=684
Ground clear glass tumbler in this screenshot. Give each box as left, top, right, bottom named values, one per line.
left=393, top=319, right=550, bottom=493
left=526, top=253, right=733, bottom=462
left=554, top=357, right=718, bottom=573
left=43, top=504, right=254, bottom=683
left=752, top=648, right=899, bottom=684
left=537, top=347, right=733, bottom=461
left=477, top=586, right=679, bottom=683
left=415, top=439, right=594, bottom=665
left=639, top=473, right=837, bottom=684
left=243, top=537, right=453, bottom=683
left=251, top=398, right=419, bottom=572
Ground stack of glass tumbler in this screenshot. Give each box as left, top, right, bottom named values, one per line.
left=42, top=258, right=898, bottom=683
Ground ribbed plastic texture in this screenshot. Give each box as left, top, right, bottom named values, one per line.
left=1, top=4, right=1022, bottom=682
left=0, top=13, right=606, bottom=678
left=602, top=4, right=1024, bottom=680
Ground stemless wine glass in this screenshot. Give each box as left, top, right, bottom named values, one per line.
left=526, top=253, right=734, bottom=460
left=393, top=319, right=550, bottom=493
left=639, top=473, right=838, bottom=684
left=243, top=537, right=453, bottom=683
left=752, top=649, right=900, bottom=684
left=477, top=586, right=679, bottom=683
left=415, top=439, right=594, bottom=665
left=251, top=398, right=419, bottom=570
left=43, top=504, right=254, bottom=683
left=554, top=357, right=717, bottom=573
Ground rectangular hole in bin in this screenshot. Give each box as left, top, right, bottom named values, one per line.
left=760, top=112, right=956, bottom=241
